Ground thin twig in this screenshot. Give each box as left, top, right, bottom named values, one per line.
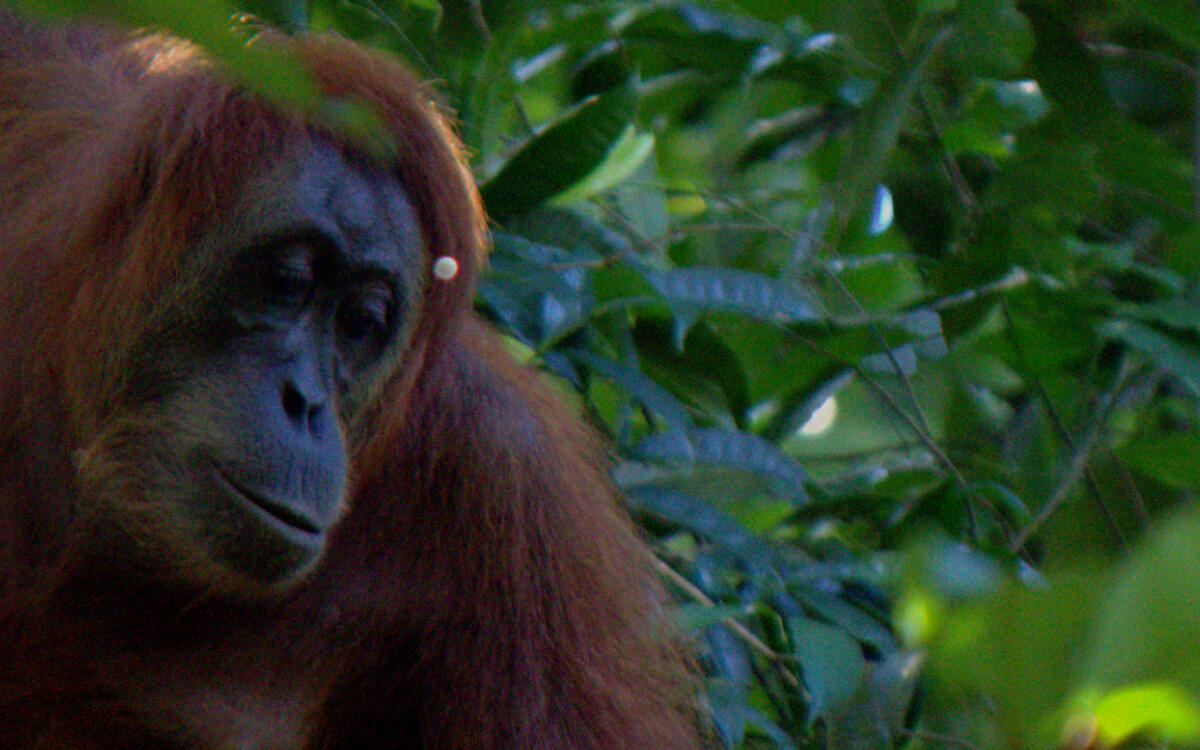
left=466, top=0, right=491, bottom=43
left=871, top=0, right=977, bottom=212
left=929, top=267, right=1033, bottom=311
left=354, top=0, right=435, bottom=77
left=671, top=221, right=779, bottom=234
left=778, top=325, right=1001, bottom=529
left=513, top=97, right=535, bottom=135
left=824, top=273, right=937, bottom=456
left=653, top=558, right=805, bottom=694
left=1001, top=304, right=1132, bottom=552
left=1192, top=1, right=1199, bottom=218
left=1008, top=365, right=1137, bottom=553
left=1087, top=42, right=1198, bottom=82
left=1111, top=456, right=1151, bottom=528
left=1009, top=398, right=1109, bottom=553
left=1195, top=39, right=1200, bottom=219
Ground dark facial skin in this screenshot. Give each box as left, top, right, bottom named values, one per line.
left=95, top=139, right=424, bottom=589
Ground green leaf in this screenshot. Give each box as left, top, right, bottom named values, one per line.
left=997, top=115, right=1103, bottom=212
left=834, top=26, right=948, bottom=225
left=552, top=125, right=655, bottom=205
left=1101, top=319, right=1200, bottom=396
left=929, top=572, right=1100, bottom=748
left=611, top=153, right=670, bottom=255
left=1118, top=431, right=1200, bottom=488
left=641, top=267, right=820, bottom=336
left=1116, top=299, right=1200, bottom=335
left=398, top=0, right=440, bottom=15
left=459, top=21, right=520, bottom=165
left=948, top=0, right=1033, bottom=77
left=1098, top=121, right=1193, bottom=219
left=1120, top=0, right=1200, bottom=49
left=707, top=680, right=799, bottom=750
left=633, top=320, right=752, bottom=425
left=506, top=206, right=635, bottom=259
left=1083, top=511, right=1200, bottom=691
left=790, top=616, right=867, bottom=725
left=30, top=1, right=413, bottom=151
left=565, top=350, right=693, bottom=431
left=952, top=481, right=1031, bottom=522
left=593, top=260, right=661, bottom=308
left=634, top=428, right=811, bottom=506
left=1024, top=4, right=1115, bottom=133
left=479, top=232, right=596, bottom=346
left=791, top=586, right=896, bottom=653
left=480, top=84, right=637, bottom=220
left=625, top=484, right=778, bottom=571
left=760, top=365, right=849, bottom=440
left=619, top=5, right=773, bottom=80
left=674, top=603, right=746, bottom=633
left=827, top=651, right=924, bottom=750
left=924, top=538, right=1005, bottom=599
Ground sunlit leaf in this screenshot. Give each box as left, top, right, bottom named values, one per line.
left=1067, top=682, right=1200, bottom=747
left=552, top=125, right=655, bottom=205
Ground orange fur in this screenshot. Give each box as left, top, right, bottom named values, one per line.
left=0, top=11, right=702, bottom=749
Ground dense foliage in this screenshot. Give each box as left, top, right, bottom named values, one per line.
left=17, top=0, right=1200, bottom=747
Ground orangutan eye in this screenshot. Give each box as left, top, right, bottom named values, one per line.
left=261, top=244, right=316, bottom=303
left=336, top=282, right=394, bottom=352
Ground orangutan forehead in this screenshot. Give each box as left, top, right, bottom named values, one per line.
left=220, top=139, right=424, bottom=273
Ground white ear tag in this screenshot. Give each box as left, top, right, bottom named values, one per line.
left=432, top=255, right=459, bottom=282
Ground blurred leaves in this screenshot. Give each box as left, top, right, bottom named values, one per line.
left=925, top=511, right=1200, bottom=748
